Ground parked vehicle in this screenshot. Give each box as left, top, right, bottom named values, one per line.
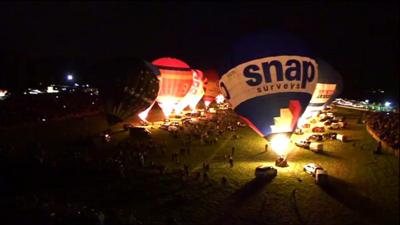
left=307, top=134, right=324, bottom=142
left=255, top=165, right=277, bottom=179
left=333, top=116, right=344, bottom=122
left=329, top=123, right=340, bottom=130
left=168, top=125, right=178, bottom=132
left=294, top=128, right=304, bottom=135
left=159, top=122, right=170, bottom=130
left=319, top=116, right=332, bottom=122
left=323, top=132, right=337, bottom=140
left=312, top=126, right=325, bottom=133
left=338, top=121, right=347, bottom=128
left=336, top=134, right=348, bottom=142
left=303, top=163, right=323, bottom=176
left=295, top=139, right=311, bottom=149
left=171, top=121, right=180, bottom=127
left=310, top=143, right=323, bottom=153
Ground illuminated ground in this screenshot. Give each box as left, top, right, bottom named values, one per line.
left=106, top=107, right=399, bottom=225
left=0, top=107, right=398, bottom=225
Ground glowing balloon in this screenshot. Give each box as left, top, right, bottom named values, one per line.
left=218, top=32, right=318, bottom=140
left=203, top=69, right=221, bottom=108
left=174, top=69, right=205, bottom=113
left=188, top=69, right=205, bottom=111
left=298, top=59, right=343, bottom=125
left=152, top=57, right=193, bottom=117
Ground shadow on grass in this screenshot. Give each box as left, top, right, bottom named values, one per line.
left=321, top=176, right=397, bottom=225
left=213, top=177, right=273, bottom=225
left=253, top=151, right=268, bottom=156
left=317, top=151, right=343, bottom=159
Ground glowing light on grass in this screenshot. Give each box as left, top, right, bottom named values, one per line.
left=270, top=134, right=290, bottom=157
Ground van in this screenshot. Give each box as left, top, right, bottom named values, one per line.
left=336, top=134, right=347, bottom=142
left=315, top=169, right=328, bottom=185
left=310, top=143, right=323, bottom=153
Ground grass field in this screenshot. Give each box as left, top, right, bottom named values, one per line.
left=1, top=107, right=398, bottom=225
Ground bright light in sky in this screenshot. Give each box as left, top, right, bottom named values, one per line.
left=67, top=74, right=74, bottom=81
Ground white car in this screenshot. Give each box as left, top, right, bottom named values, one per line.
left=255, top=165, right=277, bottom=179
left=303, top=163, right=323, bottom=176
left=295, top=139, right=311, bottom=149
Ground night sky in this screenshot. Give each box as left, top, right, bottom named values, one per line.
left=0, top=2, right=398, bottom=102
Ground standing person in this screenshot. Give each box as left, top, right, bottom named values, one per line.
left=229, top=155, right=234, bottom=167
left=374, top=141, right=382, bottom=154
left=265, top=143, right=268, bottom=152
left=221, top=176, right=227, bottom=186
left=184, top=164, right=189, bottom=177
left=231, top=147, right=235, bottom=156
left=139, top=154, right=145, bottom=167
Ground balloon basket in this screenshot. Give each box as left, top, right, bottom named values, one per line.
left=275, top=156, right=288, bottom=167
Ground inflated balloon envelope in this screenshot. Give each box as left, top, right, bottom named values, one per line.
left=152, top=57, right=193, bottom=117
left=218, top=32, right=318, bottom=140
left=298, top=58, right=343, bottom=126
left=87, top=58, right=160, bottom=126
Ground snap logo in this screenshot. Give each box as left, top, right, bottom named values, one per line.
left=243, top=57, right=316, bottom=89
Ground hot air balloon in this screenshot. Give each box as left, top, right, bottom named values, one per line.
left=203, top=69, right=221, bottom=109
left=175, top=69, right=205, bottom=113
left=88, top=58, right=160, bottom=125
left=297, top=59, right=343, bottom=126
left=218, top=32, right=318, bottom=156
left=152, top=57, right=193, bottom=117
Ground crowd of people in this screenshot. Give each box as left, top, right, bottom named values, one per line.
left=366, top=111, right=400, bottom=150
left=0, top=91, right=99, bottom=127
left=0, top=107, right=245, bottom=225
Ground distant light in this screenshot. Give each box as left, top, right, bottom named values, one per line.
left=74, top=83, right=79, bottom=87
left=47, top=86, right=59, bottom=93
left=28, top=89, right=42, bottom=95
left=42, top=118, right=46, bottom=122
left=55, top=95, right=59, bottom=99
left=91, top=102, right=95, bottom=105
left=67, top=74, right=74, bottom=81
left=384, top=101, right=391, bottom=107
left=63, top=105, right=66, bottom=108
left=365, top=99, right=369, bottom=103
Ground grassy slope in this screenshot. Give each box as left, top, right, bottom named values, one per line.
left=1, top=108, right=398, bottom=225
left=110, top=108, right=399, bottom=225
